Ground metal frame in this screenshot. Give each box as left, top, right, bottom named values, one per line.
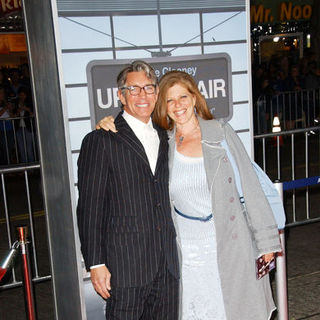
left=254, top=126, right=320, bottom=227
left=22, top=0, right=84, bottom=318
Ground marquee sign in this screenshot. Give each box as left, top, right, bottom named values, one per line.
left=86, top=53, right=233, bottom=129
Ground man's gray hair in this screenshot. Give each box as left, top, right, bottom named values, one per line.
left=117, top=60, right=158, bottom=89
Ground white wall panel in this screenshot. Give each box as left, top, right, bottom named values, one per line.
left=69, top=120, right=92, bottom=150
left=113, top=15, right=159, bottom=47
left=229, top=103, right=250, bottom=131
left=161, top=14, right=200, bottom=44
left=202, top=11, right=246, bottom=42
left=204, top=43, right=248, bottom=71
left=167, top=46, right=202, bottom=56
left=58, top=16, right=112, bottom=49
left=66, top=87, right=90, bottom=118
left=72, top=153, right=79, bottom=183
left=62, top=51, right=113, bottom=84
left=232, top=73, right=249, bottom=102
left=115, top=50, right=151, bottom=59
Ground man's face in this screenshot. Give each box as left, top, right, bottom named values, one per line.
left=118, top=71, right=158, bottom=123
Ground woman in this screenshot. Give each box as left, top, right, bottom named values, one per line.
left=98, top=71, right=281, bottom=319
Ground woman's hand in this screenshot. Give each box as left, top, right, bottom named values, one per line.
left=262, top=252, right=275, bottom=263
left=96, top=116, right=117, bottom=132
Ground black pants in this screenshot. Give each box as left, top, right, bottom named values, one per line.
left=105, top=252, right=179, bottom=320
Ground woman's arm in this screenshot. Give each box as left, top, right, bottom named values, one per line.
left=96, top=115, right=117, bottom=132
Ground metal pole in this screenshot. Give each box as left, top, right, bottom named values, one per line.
left=18, top=226, right=37, bottom=320
left=274, top=182, right=288, bottom=320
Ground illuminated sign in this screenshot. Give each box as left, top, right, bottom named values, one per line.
left=0, top=0, right=22, bottom=17
left=86, top=54, right=233, bottom=129
left=251, top=1, right=313, bottom=24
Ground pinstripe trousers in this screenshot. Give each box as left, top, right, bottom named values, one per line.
left=105, top=250, right=179, bottom=320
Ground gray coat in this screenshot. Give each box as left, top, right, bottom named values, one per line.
left=168, top=117, right=282, bottom=320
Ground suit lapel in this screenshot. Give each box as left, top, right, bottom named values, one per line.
left=154, top=124, right=168, bottom=174
left=114, top=114, right=150, bottom=167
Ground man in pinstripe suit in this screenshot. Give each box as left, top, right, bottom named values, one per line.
left=77, top=61, right=180, bottom=319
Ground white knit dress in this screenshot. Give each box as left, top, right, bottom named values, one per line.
left=170, top=148, right=226, bottom=320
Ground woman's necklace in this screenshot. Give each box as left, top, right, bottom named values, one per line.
left=176, top=122, right=199, bottom=147
left=177, top=135, right=184, bottom=147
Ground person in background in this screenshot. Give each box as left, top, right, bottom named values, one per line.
left=14, top=87, right=35, bottom=163
left=0, top=87, right=15, bottom=165
left=97, top=70, right=282, bottom=319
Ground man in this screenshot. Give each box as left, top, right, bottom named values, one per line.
left=77, top=60, right=180, bottom=319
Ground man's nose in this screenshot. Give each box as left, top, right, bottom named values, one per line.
left=138, top=87, right=147, bottom=96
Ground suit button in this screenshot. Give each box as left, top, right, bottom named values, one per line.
left=223, top=156, right=228, bottom=162
left=228, top=177, right=232, bottom=183
left=156, top=203, right=161, bottom=207
left=154, top=179, right=158, bottom=183
left=157, top=226, right=161, bottom=231
left=229, top=197, right=234, bottom=203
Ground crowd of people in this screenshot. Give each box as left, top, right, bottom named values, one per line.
left=0, top=64, right=37, bottom=166
left=252, top=51, right=320, bottom=133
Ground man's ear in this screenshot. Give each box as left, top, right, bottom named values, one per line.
left=118, top=89, right=126, bottom=106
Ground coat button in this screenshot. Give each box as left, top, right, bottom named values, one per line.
left=223, top=156, right=228, bottom=162
left=228, top=177, right=232, bottom=183
left=157, top=226, right=161, bottom=231
left=230, top=215, right=236, bottom=221
left=229, top=197, right=235, bottom=203
left=156, top=203, right=161, bottom=207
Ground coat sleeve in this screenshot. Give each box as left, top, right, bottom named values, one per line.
left=77, top=130, right=110, bottom=271
left=224, top=123, right=282, bottom=257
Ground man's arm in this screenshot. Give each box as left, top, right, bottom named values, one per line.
left=77, top=131, right=112, bottom=297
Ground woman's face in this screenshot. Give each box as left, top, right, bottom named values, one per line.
left=166, top=83, right=196, bottom=126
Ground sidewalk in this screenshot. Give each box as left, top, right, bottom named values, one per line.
left=272, top=222, right=320, bottom=320
left=0, top=222, right=319, bottom=319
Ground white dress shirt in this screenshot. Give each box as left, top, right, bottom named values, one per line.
left=123, top=111, right=160, bottom=174
left=90, top=111, right=160, bottom=270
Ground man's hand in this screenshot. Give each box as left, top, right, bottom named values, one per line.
left=96, top=116, right=117, bottom=132
left=90, top=265, right=112, bottom=299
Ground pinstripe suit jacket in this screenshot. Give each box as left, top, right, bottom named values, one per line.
left=77, top=113, right=179, bottom=288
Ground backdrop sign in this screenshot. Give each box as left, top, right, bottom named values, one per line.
left=86, top=53, right=232, bottom=129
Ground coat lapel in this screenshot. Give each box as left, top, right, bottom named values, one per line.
left=198, top=118, right=226, bottom=191
left=167, top=128, right=176, bottom=184
left=114, top=114, right=150, bottom=167
left=154, top=124, right=168, bottom=174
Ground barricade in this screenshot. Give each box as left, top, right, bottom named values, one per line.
left=0, top=226, right=36, bottom=320
left=254, top=126, right=320, bottom=227
left=0, top=115, right=38, bottom=166
left=255, top=88, right=320, bottom=135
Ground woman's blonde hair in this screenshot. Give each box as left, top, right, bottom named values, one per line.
left=152, top=70, right=213, bottom=130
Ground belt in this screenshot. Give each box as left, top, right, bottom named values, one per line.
left=174, top=207, right=213, bottom=222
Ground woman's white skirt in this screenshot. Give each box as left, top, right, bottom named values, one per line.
left=175, top=215, right=227, bottom=320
